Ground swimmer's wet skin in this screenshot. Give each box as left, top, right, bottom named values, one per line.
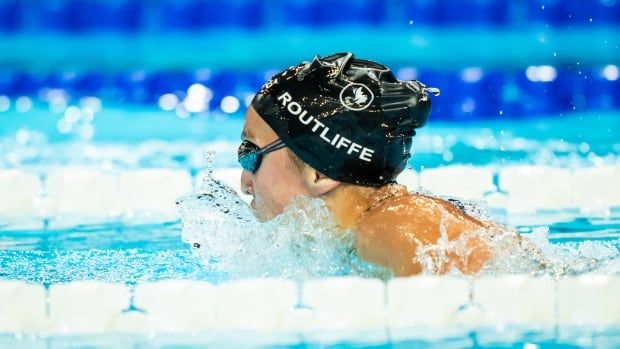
left=238, top=52, right=494, bottom=276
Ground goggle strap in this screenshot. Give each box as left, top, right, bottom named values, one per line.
left=257, top=139, right=286, bottom=155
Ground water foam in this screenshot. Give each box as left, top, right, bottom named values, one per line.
left=177, top=174, right=389, bottom=280
left=178, top=177, right=619, bottom=280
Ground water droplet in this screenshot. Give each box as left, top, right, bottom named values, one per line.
left=499, top=110, right=504, bottom=115
left=541, top=5, right=545, bottom=9
left=203, top=150, right=216, bottom=180
left=424, top=87, right=441, bottom=96
left=408, top=20, right=413, bottom=25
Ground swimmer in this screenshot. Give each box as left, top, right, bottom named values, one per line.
left=238, top=53, right=494, bottom=276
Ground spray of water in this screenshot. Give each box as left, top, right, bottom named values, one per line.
left=177, top=171, right=390, bottom=280
left=413, top=198, right=619, bottom=277
left=178, top=177, right=619, bottom=280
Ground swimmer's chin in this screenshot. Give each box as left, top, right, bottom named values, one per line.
left=250, top=199, right=273, bottom=222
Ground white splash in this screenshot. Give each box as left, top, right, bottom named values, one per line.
left=177, top=176, right=389, bottom=280
left=178, top=178, right=619, bottom=280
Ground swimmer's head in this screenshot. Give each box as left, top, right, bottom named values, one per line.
left=251, top=52, right=437, bottom=186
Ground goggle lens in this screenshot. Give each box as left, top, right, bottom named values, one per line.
left=237, top=139, right=285, bottom=173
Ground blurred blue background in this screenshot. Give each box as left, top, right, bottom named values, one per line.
left=0, top=0, right=618, bottom=143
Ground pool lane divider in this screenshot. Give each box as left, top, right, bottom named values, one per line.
left=1, top=165, right=619, bottom=230
left=0, top=275, right=618, bottom=343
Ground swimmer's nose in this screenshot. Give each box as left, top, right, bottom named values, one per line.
left=240, top=170, right=254, bottom=196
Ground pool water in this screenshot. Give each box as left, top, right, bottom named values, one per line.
left=1, top=103, right=619, bottom=347
left=1, top=196, right=618, bottom=285
left=1, top=106, right=618, bottom=278
left=1, top=0, right=619, bottom=346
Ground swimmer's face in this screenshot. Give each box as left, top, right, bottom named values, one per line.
left=240, top=107, right=314, bottom=221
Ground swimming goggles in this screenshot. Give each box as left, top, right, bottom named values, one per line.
left=237, top=139, right=286, bottom=173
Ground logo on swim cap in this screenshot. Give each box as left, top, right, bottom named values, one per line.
left=339, top=83, right=374, bottom=111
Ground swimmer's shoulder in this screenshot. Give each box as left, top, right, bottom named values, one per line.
left=356, top=190, right=492, bottom=275
left=356, top=192, right=442, bottom=242
left=359, top=190, right=489, bottom=238
left=361, top=190, right=464, bottom=220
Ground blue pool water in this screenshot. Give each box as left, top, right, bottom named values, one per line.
left=1, top=108, right=619, bottom=281
left=1, top=101, right=619, bottom=349
left=1, top=0, right=620, bottom=347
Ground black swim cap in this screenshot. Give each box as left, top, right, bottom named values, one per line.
left=251, top=52, right=437, bottom=186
